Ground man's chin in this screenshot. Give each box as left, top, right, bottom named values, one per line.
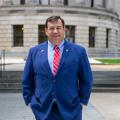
left=53, top=39, right=58, bottom=42
left=54, top=40, right=59, bottom=44
left=53, top=39, right=61, bottom=45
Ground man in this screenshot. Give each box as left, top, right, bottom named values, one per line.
left=22, top=16, right=93, bottom=120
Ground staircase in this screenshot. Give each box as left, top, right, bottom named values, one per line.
left=0, top=71, right=22, bottom=92
left=0, top=71, right=120, bottom=92
left=92, top=71, right=120, bottom=92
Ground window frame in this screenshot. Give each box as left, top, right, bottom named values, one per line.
left=89, top=26, right=96, bottom=48
left=13, top=25, right=24, bottom=47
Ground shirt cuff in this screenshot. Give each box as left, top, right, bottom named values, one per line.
left=28, top=103, right=31, bottom=107
left=80, top=103, right=86, bottom=108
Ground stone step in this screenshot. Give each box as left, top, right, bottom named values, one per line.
left=92, top=87, right=120, bottom=93
left=1, top=71, right=22, bottom=79
left=0, top=71, right=22, bottom=92
left=93, top=71, right=120, bottom=86
left=0, top=88, right=21, bottom=93
left=0, top=83, right=21, bottom=89
left=94, top=83, right=120, bottom=86
left=0, top=79, right=21, bottom=83
left=0, top=71, right=120, bottom=92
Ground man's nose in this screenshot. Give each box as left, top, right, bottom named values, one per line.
left=53, top=28, right=58, bottom=33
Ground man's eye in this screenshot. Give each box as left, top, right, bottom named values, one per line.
left=48, top=27, right=62, bottom=31
left=49, top=28, right=54, bottom=31
left=57, top=27, right=62, bottom=30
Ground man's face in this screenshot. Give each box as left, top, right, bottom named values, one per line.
left=45, top=19, right=65, bottom=45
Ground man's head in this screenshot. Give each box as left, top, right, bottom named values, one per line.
left=45, top=16, right=65, bottom=28
left=45, top=16, right=65, bottom=46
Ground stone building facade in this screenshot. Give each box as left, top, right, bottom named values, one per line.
left=0, top=0, right=120, bottom=58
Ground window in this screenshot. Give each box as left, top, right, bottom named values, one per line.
left=65, top=26, right=75, bottom=43
left=48, top=0, right=50, bottom=5
left=64, top=0, right=68, bottom=5
left=89, top=27, right=96, bottom=47
left=106, top=28, right=111, bottom=48
left=0, top=57, right=1, bottom=77
left=102, top=0, right=106, bottom=8
left=13, top=25, right=23, bottom=47
left=39, top=0, right=41, bottom=4
left=20, top=0, right=25, bottom=5
left=38, top=25, right=47, bottom=44
left=91, top=0, right=94, bottom=7
left=116, top=30, right=118, bottom=47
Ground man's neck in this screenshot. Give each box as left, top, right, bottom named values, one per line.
left=48, top=39, right=64, bottom=48
left=48, top=39, right=64, bottom=46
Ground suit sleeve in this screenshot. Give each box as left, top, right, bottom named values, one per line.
left=22, top=48, right=35, bottom=105
left=78, top=48, right=93, bottom=105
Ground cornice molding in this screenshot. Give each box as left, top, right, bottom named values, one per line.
left=0, top=5, right=118, bottom=19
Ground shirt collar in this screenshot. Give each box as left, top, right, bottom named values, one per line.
left=48, top=40, right=64, bottom=50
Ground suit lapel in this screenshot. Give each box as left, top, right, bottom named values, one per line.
left=56, top=40, right=71, bottom=76
left=39, top=41, right=53, bottom=77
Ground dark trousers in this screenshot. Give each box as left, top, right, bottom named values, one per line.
left=45, top=102, right=64, bottom=120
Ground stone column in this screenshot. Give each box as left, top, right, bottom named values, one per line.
left=12, top=0, right=20, bottom=5
left=95, top=27, right=106, bottom=48
left=106, top=0, right=115, bottom=11
left=109, top=29, right=116, bottom=48
left=0, top=16, right=12, bottom=49
left=76, top=25, right=89, bottom=48
left=41, top=0, right=48, bottom=5
left=75, top=0, right=84, bottom=4
left=84, top=0, right=91, bottom=7
left=24, top=24, right=38, bottom=48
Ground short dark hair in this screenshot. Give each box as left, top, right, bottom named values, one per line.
left=45, top=16, right=65, bottom=28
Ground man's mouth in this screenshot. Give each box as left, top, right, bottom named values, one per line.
left=53, top=35, right=59, bottom=39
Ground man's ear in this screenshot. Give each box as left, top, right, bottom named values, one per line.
left=45, top=28, right=47, bottom=35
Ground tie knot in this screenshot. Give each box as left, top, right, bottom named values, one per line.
left=54, top=45, right=59, bottom=50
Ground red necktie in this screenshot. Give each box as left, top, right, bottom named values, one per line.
left=53, top=46, right=60, bottom=76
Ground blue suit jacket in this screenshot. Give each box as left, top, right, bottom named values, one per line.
left=22, top=40, right=93, bottom=120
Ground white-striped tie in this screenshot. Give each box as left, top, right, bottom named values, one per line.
left=53, top=46, right=60, bottom=76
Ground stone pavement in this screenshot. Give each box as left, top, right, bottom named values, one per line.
left=0, top=93, right=105, bottom=120
left=90, top=93, right=120, bottom=120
